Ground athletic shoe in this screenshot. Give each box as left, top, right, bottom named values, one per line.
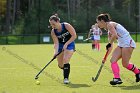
left=110, top=78, right=123, bottom=85
left=63, top=78, right=69, bottom=84
left=135, top=69, right=140, bottom=82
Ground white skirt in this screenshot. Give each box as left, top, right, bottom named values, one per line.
left=117, top=36, right=136, bottom=48
left=94, top=35, right=100, bottom=40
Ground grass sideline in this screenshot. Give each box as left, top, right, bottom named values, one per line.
left=0, top=43, right=140, bottom=93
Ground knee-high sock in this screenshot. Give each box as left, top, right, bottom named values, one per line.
left=126, top=63, right=140, bottom=74
left=97, top=43, right=100, bottom=51
left=111, top=62, right=120, bottom=78
left=63, top=63, right=70, bottom=79
left=92, top=44, right=95, bottom=49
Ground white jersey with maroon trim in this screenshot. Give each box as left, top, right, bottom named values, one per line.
left=109, top=23, right=136, bottom=48
left=92, top=28, right=101, bottom=40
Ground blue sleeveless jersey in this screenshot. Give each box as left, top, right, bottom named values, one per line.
left=54, top=22, right=75, bottom=52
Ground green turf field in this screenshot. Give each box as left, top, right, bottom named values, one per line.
left=0, top=43, right=140, bottom=93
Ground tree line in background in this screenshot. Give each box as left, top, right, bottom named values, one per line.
left=0, top=0, right=140, bottom=35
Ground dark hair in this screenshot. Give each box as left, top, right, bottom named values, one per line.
left=97, top=13, right=111, bottom=22
left=49, top=14, right=60, bottom=22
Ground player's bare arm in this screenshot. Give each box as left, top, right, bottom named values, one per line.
left=63, top=23, right=77, bottom=48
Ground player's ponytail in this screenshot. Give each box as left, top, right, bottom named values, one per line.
left=104, top=13, right=111, bottom=21
left=54, top=13, right=58, bottom=17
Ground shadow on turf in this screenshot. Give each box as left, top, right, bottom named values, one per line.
left=112, top=84, right=140, bottom=90
left=66, top=83, right=91, bottom=88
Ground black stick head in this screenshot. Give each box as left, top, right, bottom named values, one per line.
left=35, top=76, right=39, bottom=80
left=92, top=77, right=96, bottom=82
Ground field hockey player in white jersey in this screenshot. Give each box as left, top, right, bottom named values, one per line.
left=96, top=13, right=140, bottom=85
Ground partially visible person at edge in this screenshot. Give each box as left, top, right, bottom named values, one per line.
left=49, top=14, right=77, bottom=84
left=96, top=13, right=140, bottom=85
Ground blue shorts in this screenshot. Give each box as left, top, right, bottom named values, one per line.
left=91, top=36, right=94, bottom=40
left=58, top=42, right=75, bottom=52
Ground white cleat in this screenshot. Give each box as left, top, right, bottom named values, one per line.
left=63, top=78, right=69, bottom=84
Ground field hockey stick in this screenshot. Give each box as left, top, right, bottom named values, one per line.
left=92, top=50, right=109, bottom=82
left=35, top=51, right=63, bottom=80
left=83, top=37, right=91, bottom=41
